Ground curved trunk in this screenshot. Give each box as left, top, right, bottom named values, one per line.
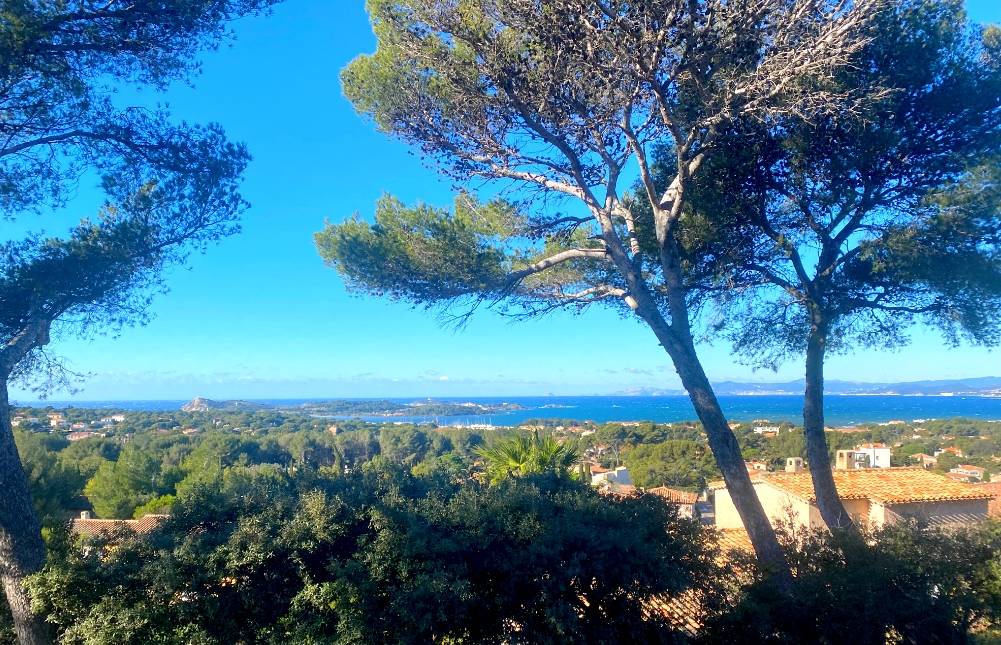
left=662, top=334, right=791, bottom=584
left=0, top=381, right=51, bottom=645
left=614, top=234, right=792, bottom=585
left=803, top=325, right=857, bottom=533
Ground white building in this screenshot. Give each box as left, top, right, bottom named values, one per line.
left=591, top=465, right=632, bottom=487
left=852, top=443, right=892, bottom=468
left=949, top=464, right=986, bottom=481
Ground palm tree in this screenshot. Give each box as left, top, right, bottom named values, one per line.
left=477, top=433, right=579, bottom=484
left=529, top=434, right=578, bottom=479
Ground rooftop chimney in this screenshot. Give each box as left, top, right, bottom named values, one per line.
left=80, top=511, right=92, bottom=520
left=785, top=457, right=803, bottom=473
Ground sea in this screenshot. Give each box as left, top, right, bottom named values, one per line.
left=17, top=395, right=1001, bottom=427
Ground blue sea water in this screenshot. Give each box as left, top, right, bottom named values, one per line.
left=18, top=395, right=1001, bottom=427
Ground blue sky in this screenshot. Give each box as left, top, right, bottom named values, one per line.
left=9, top=0, right=1001, bottom=401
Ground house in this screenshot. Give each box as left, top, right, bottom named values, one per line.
left=835, top=450, right=869, bottom=470
left=910, top=453, right=938, bottom=468
left=596, top=481, right=637, bottom=496
left=67, top=431, right=104, bottom=442
left=590, top=465, right=632, bottom=487
left=978, top=482, right=1001, bottom=518
left=745, top=460, right=769, bottom=473
left=647, top=486, right=700, bottom=519
left=713, top=467, right=995, bottom=531
left=585, top=443, right=613, bottom=460
left=834, top=446, right=891, bottom=470
left=949, top=464, right=986, bottom=482
left=752, top=426, right=781, bottom=435
left=853, top=443, right=892, bottom=468
left=827, top=426, right=870, bottom=434
left=71, top=512, right=169, bottom=538
left=934, top=446, right=964, bottom=458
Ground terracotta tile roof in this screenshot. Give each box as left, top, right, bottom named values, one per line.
left=595, top=482, right=637, bottom=496
left=647, top=486, right=698, bottom=505
left=716, top=528, right=754, bottom=554
left=71, top=514, right=168, bottom=538
left=761, top=468, right=995, bottom=505
left=643, top=528, right=753, bottom=637
left=708, top=471, right=767, bottom=490
left=644, top=590, right=705, bottom=637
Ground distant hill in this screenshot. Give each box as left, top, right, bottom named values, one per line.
left=713, top=377, right=1001, bottom=396
left=619, top=377, right=1001, bottom=397
left=181, top=397, right=270, bottom=412
left=179, top=398, right=525, bottom=416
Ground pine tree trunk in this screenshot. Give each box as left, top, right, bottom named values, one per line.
left=659, top=332, right=792, bottom=585
left=803, top=325, right=857, bottom=532
left=0, top=380, right=51, bottom=645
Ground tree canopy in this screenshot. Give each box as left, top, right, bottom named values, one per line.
left=0, top=0, right=278, bottom=216
left=29, top=465, right=714, bottom=644
left=664, top=0, right=1001, bottom=530
left=320, top=0, right=886, bottom=574
left=1, top=2, right=285, bottom=642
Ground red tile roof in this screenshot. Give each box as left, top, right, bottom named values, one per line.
left=644, top=590, right=705, bottom=637
left=644, top=528, right=753, bottom=637
left=716, top=528, right=754, bottom=554
left=71, top=514, right=168, bottom=538
left=761, top=468, right=995, bottom=505
left=647, top=486, right=698, bottom=505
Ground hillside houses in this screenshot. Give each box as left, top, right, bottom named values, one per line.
left=911, top=453, right=938, bottom=468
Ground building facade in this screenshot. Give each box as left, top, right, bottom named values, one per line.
left=713, top=468, right=994, bottom=531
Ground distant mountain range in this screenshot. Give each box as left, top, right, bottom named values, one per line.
left=620, top=377, right=1001, bottom=397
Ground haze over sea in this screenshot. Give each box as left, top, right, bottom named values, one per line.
left=20, top=395, right=1001, bottom=427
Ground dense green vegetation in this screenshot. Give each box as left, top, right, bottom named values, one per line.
left=13, top=406, right=491, bottom=523
left=25, top=466, right=714, bottom=644
left=13, top=407, right=1001, bottom=531
left=701, top=521, right=1001, bottom=643
left=4, top=406, right=1001, bottom=642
